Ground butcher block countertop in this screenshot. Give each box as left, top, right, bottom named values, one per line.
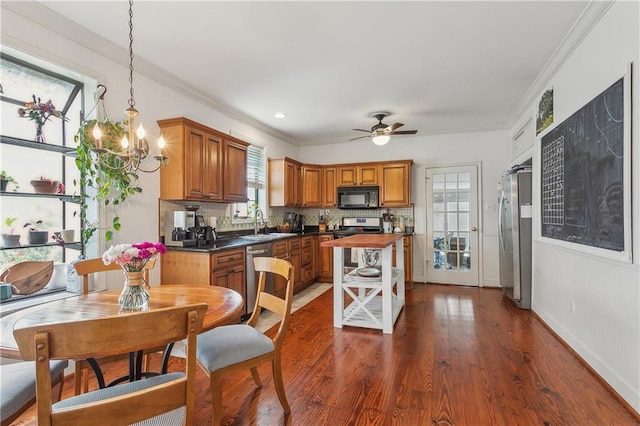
left=320, top=233, right=403, bottom=248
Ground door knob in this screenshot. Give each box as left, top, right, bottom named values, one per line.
left=471, top=227, right=477, bottom=231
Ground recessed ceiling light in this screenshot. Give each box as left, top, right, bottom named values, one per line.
left=274, top=112, right=287, bottom=119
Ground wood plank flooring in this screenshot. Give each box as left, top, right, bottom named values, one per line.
left=14, top=283, right=639, bottom=425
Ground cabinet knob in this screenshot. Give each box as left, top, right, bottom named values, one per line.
left=471, top=227, right=477, bottom=231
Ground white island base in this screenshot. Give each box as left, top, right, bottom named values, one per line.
left=322, top=234, right=405, bottom=334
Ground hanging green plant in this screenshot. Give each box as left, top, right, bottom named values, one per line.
left=74, top=118, right=142, bottom=244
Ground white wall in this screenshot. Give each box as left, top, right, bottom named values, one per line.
left=509, top=1, right=640, bottom=413
left=1, top=5, right=299, bottom=288
left=300, top=130, right=510, bottom=285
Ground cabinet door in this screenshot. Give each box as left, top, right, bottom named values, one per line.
left=302, top=165, right=322, bottom=207
left=337, top=165, right=357, bottom=186
left=223, top=139, right=248, bottom=202
left=322, top=167, right=337, bottom=207
left=392, top=236, right=412, bottom=285
left=204, top=134, right=223, bottom=201
left=185, top=126, right=206, bottom=199
left=380, top=162, right=411, bottom=206
left=294, top=163, right=303, bottom=206
left=290, top=252, right=301, bottom=289
left=358, top=164, right=379, bottom=185
left=285, top=161, right=297, bottom=205
left=318, top=234, right=334, bottom=282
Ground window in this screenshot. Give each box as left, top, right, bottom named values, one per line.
left=0, top=50, right=88, bottom=301
left=231, top=144, right=266, bottom=224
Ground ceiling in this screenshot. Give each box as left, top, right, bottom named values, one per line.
left=21, top=1, right=592, bottom=146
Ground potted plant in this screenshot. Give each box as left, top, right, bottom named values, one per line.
left=30, top=176, right=62, bottom=194
left=0, top=171, right=19, bottom=192
left=2, top=217, right=20, bottom=247
left=24, top=220, right=48, bottom=245
left=75, top=118, right=142, bottom=244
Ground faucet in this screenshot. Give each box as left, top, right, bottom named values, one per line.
left=254, top=208, right=265, bottom=234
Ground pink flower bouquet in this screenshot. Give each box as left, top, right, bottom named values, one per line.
left=102, top=241, right=167, bottom=272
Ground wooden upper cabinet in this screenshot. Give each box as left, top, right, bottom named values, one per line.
left=302, top=165, right=322, bottom=207
left=223, top=138, right=249, bottom=202
left=337, top=163, right=379, bottom=186
left=380, top=161, right=413, bottom=207
left=269, top=157, right=303, bottom=207
left=204, top=133, right=223, bottom=201
left=185, top=126, right=206, bottom=199
left=157, top=117, right=247, bottom=202
left=322, top=166, right=337, bottom=207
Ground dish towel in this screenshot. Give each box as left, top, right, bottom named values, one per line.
left=352, top=248, right=361, bottom=265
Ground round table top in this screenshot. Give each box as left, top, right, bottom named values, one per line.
left=0, top=285, right=244, bottom=359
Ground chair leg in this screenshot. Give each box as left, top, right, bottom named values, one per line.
left=81, top=366, right=89, bottom=393
left=210, top=374, right=224, bottom=426
left=271, top=353, right=290, bottom=413
left=74, top=362, right=83, bottom=395
left=250, top=367, right=262, bottom=388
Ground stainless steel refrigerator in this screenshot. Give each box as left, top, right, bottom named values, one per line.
left=498, top=168, right=532, bottom=309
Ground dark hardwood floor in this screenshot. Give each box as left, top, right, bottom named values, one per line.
left=15, top=284, right=640, bottom=425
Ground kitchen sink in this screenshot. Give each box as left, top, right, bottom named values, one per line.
left=239, top=234, right=277, bottom=241
left=239, top=233, right=296, bottom=241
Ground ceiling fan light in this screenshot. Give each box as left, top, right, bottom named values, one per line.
left=372, top=135, right=390, bottom=145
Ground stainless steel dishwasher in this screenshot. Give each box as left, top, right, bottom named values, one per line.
left=244, top=242, right=273, bottom=321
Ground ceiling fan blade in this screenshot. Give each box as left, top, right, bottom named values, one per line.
left=388, top=122, right=405, bottom=132
left=389, top=130, right=417, bottom=135
left=348, top=135, right=371, bottom=141
left=352, top=128, right=372, bottom=133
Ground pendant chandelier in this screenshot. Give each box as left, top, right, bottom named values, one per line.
left=90, top=0, right=168, bottom=173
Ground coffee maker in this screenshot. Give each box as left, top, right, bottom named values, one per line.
left=165, top=210, right=198, bottom=247
left=284, top=212, right=304, bottom=232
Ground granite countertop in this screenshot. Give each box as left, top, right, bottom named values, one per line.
left=166, top=229, right=413, bottom=253
left=166, top=231, right=319, bottom=253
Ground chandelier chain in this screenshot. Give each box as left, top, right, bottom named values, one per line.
left=128, top=0, right=135, bottom=109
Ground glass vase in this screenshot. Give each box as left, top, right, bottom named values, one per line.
left=35, top=122, right=46, bottom=143
left=118, top=270, right=149, bottom=311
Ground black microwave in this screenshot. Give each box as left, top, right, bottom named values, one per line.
left=337, top=186, right=379, bottom=209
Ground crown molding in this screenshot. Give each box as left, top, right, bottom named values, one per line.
left=508, top=1, right=615, bottom=128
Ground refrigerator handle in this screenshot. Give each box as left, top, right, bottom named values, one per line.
left=498, top=188, right=505, bottom=252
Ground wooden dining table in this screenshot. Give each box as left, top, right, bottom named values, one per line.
left=0, top=285, right=244, bottom=360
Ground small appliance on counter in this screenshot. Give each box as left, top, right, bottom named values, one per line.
left=194, top=226, right=217, bottom=248
left=165, top=210, right=198, bottom=247
left=284, top=212, right=304, bottom=232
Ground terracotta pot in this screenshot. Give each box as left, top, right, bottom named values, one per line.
left=30, top=180, right=60, bottom=194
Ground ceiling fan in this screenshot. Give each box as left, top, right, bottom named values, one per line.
left=349, top=112, right=418, bottom=145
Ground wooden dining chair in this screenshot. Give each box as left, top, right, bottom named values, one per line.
left=0, top=360, right=67, bottom=426
left=196, top=257, right=294, bottom=425
left=72, top=256, right=157, bottom=394
left=13, top=303, right=207, bottom=426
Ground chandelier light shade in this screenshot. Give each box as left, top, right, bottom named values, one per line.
left=372, top=135, right=390, bottom=145
left=90, top=0, right=168, bottom=173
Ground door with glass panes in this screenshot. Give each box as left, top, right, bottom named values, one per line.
left=426, top=165, right=479, bottom=286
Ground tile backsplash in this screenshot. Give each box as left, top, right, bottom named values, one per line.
left=159, top=200, right=415, bottom=239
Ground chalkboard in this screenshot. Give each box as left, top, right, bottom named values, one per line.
left=541, top=77, right=624, bottom=251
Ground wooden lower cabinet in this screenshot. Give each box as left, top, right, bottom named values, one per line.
left=317, top=234, right=334, bottom=283
left=392, top=235, right=413, bottom=285
left=210, top=248, right=245, bottom=299
left=300, top=235, right=316, bottom=290
left=161, top=248, right=246, bottom=319
left=160, top=251, right=210, bottom=285
left=273, top=239, right=301, bottom=294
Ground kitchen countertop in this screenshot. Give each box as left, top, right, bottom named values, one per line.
left=166, top=232, right=316, bottom=253
left=166, top=230, right=414, bottom=253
